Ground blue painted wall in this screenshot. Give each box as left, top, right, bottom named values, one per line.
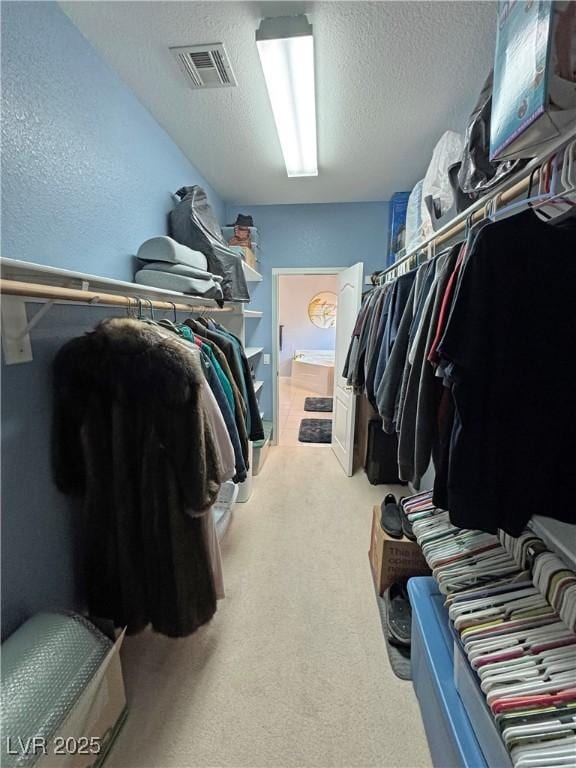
left=226, top=202, right=389, bottom=418
left=1, top=1, right=225, bottom=638
left=1, top=1, right=224, bottom=280
left=1, top=2, right=390, bottom=638
left=2, top=305, right=132, bottom=639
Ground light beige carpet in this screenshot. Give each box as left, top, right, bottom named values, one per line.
left=107, top=447, right=432, bottom=768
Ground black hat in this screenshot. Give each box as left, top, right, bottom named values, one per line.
left=234, top=214, right=254, bottom=228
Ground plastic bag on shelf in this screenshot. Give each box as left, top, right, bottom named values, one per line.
left=458, top=71, right=524, bottom=196
left=422, top=130, right=464, bottom=223
left=405, top=180, right=426, bottom=253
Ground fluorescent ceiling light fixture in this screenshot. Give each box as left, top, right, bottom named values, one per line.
left=256, top=16, right=318, bottom=178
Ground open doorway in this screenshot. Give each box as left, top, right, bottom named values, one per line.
left=273, top=269, right=341, bottom=447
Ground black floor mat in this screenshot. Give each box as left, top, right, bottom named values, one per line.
left=304, top=397, right=333, bottom=413
left=298, top=418, right=332, bottom=443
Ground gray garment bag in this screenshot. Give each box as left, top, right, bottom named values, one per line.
left=170, top=186, right=250, bottom=302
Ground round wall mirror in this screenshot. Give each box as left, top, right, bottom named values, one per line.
left=308, top=292, right=337, bottom=329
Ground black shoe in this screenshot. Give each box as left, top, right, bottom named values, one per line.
left=385, top=581, right=412, bottom=647
left=380, top=494, right=402, bottom=539
left=399, top=498, right=417, bottom=541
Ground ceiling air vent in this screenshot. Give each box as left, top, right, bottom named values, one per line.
left=170, top=44, right=237, bottom=89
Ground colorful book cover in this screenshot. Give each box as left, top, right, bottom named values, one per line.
left=490, top=0, right=554, bottom=160
left=387, top=191, right=410, bottom=266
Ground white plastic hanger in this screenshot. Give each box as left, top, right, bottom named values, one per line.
left=486, top=672, right=576, bottom=707
left=504, top=719, right=576, bottom=751
left=453, top=594, right=550, bottom=632
left=478, top=645, right=576, bottom=681
left=467, top=623, right=574, bottom=664
left=465, top=621, right=570, bottom=658
left=512, top=733, right=576, bottom=766
left=446, top=575, right=534, bottom=607
left=450, top=586, right=539, bottom=620
left=481, top=656, right=576, bottom=694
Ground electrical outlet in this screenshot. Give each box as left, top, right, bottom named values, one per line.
left=263, top=353, right=270, bottom=365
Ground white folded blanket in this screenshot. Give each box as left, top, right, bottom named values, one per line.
left=134, top=269, right=223, bottom=300
left=140, top=261, right=223, bottom=282
left=137, top=236, right=208, bottom=271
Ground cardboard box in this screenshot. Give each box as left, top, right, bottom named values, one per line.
left=36, top=631, right=127, bottom=768
left=368, top=505, right=430, bottom=595
left=490, top=0, right=576, bottom=161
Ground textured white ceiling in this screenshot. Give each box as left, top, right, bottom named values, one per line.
left=61, top=1, right=497, bottom=204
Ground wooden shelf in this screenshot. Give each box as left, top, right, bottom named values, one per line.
left=244, top=309, right=263, bottom=318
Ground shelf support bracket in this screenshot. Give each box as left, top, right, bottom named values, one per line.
left=1, top=296, right=55, bottom=365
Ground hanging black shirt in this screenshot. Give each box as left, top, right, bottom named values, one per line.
left=437, top=210, right=576, bottom=535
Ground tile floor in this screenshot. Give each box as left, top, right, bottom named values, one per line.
left=278, top=376, right=333, bottom=447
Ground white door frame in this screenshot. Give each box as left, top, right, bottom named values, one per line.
left=271, top=267, right=344, bottom=446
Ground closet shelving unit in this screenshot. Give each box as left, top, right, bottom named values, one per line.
left=377, top=130, right=576, bottom=768
left=235, top=234, right=271, bottom=480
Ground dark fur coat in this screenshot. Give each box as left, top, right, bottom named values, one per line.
left=52, top=318, right=222, bottom=637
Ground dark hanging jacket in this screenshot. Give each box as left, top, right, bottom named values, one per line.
left=185, top=319, right=264, bottom=442
left=52, top=318, right=221, bottom=637
left=203, top=338, right=250, bottom=465
left=198, top=347, right=247, bottom=483
left=210, top=321, right=265, bottom=443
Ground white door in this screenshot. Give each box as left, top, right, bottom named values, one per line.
left=331, top=262, right=364, bottom=475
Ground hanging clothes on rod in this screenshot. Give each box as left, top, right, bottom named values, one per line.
left=150, top=319, right=247, bottom=485
left=344, top=140, right=576, bottom=533
left=179, top=323, right=250, bottom=480
left=51, top=312, right=259, bottom=638
left=432, top=208, right=576, bottom=534
left=185, top=317, right=264, bottom=442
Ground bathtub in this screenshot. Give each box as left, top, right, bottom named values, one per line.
left=291, top=349, right=335, bottom=395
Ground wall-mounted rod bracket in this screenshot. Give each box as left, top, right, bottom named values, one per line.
left=16, top=300, right=56, bottom=339
left=0, top=295, right=53, bottom=365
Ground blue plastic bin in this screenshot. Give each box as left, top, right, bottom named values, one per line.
left=408, top=577, right=488, bottom=768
